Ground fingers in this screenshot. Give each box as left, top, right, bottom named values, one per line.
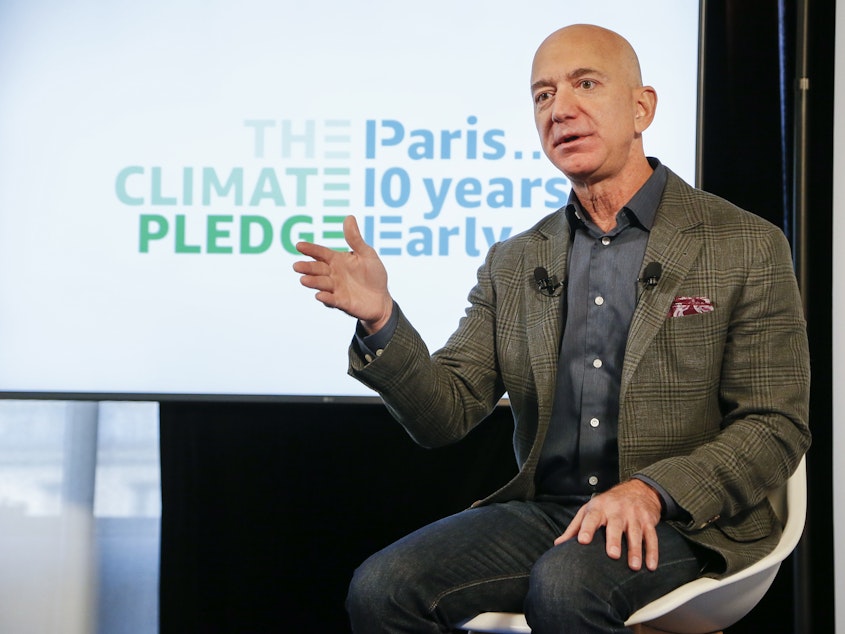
left=294, top=215, right=365, bottom=262
left=605, top=518, right=624, bottom=562
left=557, top=519, right=655, bottom=572
left=643, top=524, right=659, bottom=571
left=621, top=523, right=642, bottom=570
left=292, top=214, right=392, bottom=322
left=554, top=508, right=584, bottom=545
left=292, top=214, right=354, bottom=294
left=619, top=522, right=658, bottom=571
left=292, top=255, right=332, bottom=293
left=553, top=483, right=662, bottom=572
left=297, top=270, right=333, bottom=293
left=294, top=239, right=335, bottom=263
left=292, top=257, right=327, bottom=278
left=576, top=509, right=602, bottom=546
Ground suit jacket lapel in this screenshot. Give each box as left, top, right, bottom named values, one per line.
left=524, top=211, right=570, bottom=417
left=621, top=173, right=703, bottom=399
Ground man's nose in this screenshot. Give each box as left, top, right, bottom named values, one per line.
left=550, top=89, right=577, bottom=122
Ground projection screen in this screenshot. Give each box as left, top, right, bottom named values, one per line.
left=0, top=1, right=701, bottom=400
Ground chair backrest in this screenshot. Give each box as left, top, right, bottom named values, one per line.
left=626, top=455, right=807, bottom=632
left=456, top=456, right=807, bottom=634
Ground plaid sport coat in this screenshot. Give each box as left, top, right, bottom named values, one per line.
left=350, top=169, right=811, bottom=576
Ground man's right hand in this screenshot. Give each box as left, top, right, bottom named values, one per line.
left=293, top=215, right=393, bottom=334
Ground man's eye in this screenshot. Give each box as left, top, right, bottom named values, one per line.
left=579, top=80, right=596, bottom=90
left=535, top=92, right=551, bottom=104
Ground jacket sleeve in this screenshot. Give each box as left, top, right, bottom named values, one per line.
left=348, top=243, right=507, bottom=448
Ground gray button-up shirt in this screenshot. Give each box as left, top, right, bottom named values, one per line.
left=536, top=159, right=667, bottom=498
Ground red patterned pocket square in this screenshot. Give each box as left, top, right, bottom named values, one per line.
left=669, top=296, right=714, bottom=317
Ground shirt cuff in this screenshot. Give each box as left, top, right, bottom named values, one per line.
left=354, top=302, right=399, bottom=362
left=631, top=474, right=688, bottom=521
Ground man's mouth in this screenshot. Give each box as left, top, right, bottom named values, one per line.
left=554, top=133, right=585, bottom=147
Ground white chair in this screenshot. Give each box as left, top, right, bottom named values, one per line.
left=456, top=456, right=807, bottom=634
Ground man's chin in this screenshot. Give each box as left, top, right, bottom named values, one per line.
left=547, top=148, right=596, bottom=178
left=550, top=160, right=596, bottom=184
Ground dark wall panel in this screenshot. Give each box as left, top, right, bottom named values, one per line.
left=160, top=402, right=518, bottom=633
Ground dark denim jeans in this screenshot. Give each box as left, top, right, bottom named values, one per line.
left=347, top=499, right=709, bottom=633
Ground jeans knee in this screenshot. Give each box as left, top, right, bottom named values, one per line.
left=346, top=554, right=393, bottom=618
left=346, top=549, right=432, bottom=629
left=524, top=543, right=618, bottom=628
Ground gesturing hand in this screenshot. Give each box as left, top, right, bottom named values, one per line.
left=555, top=479, right=663, bottom=572
left=293, top=215, right=394, bottom=334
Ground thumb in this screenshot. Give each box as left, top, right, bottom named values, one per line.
left=343, top=215, right=371, bottom=253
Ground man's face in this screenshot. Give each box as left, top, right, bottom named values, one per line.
left=530, top=27, right=651, bottom=186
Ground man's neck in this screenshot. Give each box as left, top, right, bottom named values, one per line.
left=570, top=158, right=654, bottom=233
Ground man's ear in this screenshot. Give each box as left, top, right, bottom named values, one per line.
left=634, top=85, right=658, bottom=133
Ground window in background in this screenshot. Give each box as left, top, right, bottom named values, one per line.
left=0, top=400, right=160, bottom=634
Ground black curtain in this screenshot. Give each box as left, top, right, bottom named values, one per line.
left=698, top=1, right=835, bottom=632
left=159, top=1, right=836, bottom=632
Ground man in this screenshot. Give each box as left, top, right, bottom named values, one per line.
left=293, top=24, right=810, bottom=634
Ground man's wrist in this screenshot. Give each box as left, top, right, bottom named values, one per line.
left=359, top=298, right=395, bottom=335
left=631, top=474, right=687, bottom=521
left=356, top=302, right=399, bottom=362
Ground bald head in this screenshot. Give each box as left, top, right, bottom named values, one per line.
left=529, top=23, right=657, bottom=197
left=533, top=24, right=644, bottom=89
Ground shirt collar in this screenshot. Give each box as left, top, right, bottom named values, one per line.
left=565, top=158, right=667, bottom=236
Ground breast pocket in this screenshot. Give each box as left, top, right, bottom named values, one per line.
left=653, top=310, right=727, bottom=377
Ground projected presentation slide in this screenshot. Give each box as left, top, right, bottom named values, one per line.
left=0, top=1, right=700, bottom=399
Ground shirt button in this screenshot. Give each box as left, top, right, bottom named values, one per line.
left=590, top=418, right=600, bottom=428
left=594, top=296, right=604, bottom=306
left=592, top=358, right=603, bottom=369
left=601, top=236, right=611, bottom=246
left=588, top=475, right=599, bottom=486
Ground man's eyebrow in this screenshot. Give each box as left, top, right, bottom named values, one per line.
left=531, top=67, right=608, bottom=93
left=568, top=67, right=605, bottom=80
left=531, top=79, right=554, bottom=93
